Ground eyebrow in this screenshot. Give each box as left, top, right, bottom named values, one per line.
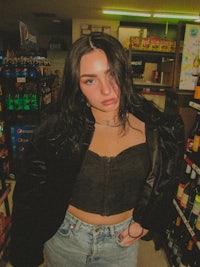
left=80, top=74, right=96, bottom=78
left=80, top=69, right=111, bottom=78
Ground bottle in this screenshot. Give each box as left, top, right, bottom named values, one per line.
left=15, top=59, right=21, bottom=78
left=192, top=114, right=200, bottom=152
left=186, top=112, right=200, bottom=153
left=179, top=239, right=194, bottom=267
left=180, top=169, right=197, bottom=218
left=185, top=170, right=197, bottom=217
left=28, top=60, right=37, bottom=79
left=194, top=76, right=200, bottom=100
left=171, top=216, right=184, bottom=265
left=188, top=175, right=200, bottom=226
left=195, top=213, right=200, bottom=240
left=2, top=59, right=11, bottom=79
left=166, top=217, right=177, bottom=249
left=21, top=59, right=28, bottom=78
left=192, top=54, right=200, bottom=76
left=192, top=246, right=200, bottom=267
left=177, top=164, right=192, bottom=201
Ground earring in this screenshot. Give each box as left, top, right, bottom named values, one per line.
left=86, top=102, right=91, bottom=107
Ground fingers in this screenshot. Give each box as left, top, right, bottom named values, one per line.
left=119, top=223, right=149, bottom=246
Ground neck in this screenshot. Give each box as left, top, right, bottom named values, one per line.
left=91, top=108, right=120, bottom=126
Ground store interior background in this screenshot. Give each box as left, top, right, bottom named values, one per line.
left=1, top=0, right=200, bottom=133
left=1, top=1, right=200, bottom=266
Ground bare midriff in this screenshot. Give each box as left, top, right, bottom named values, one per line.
left=67, top=205, right=134, bottom=225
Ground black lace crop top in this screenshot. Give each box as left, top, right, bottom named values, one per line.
left=70, top=143, right=151, bottom=216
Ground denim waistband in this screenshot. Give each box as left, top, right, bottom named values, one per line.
left=65, top=211, right=133, bottom=237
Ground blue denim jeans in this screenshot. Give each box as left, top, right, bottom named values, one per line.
left=44, top=211, right=139, bottom=267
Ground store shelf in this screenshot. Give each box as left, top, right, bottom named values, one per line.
left=189, top=100, right=200, bottom=111
left=142, top=90, right=166, bottom=95
left=133, top=79, right=170, bottom=89
left=128, top=49, right=176, bottom=58
left=173, top=199, right=200, bottom=250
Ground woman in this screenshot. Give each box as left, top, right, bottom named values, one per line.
left=9, top=32, right=184, bottom=267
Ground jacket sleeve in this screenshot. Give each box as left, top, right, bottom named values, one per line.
left=9, top=115, right=68, bottom=267
left=9, top=137, right=50, bottom=267
left=132, top=115, right=185, bottom=234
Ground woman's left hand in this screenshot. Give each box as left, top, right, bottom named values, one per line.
left=119, top=222, right=149, bottom=246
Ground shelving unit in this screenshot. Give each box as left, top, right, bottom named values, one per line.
left=0, top=56, right=56, bottom=176
left=163, top=96, right=200, bottom=267
left=129, top=49, right=177, bottom=90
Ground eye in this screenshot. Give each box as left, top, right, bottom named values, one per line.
left=80, top=77, right=96, bottom=85
left=85, top=79, right=94, bottom=85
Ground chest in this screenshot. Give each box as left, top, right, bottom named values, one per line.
left=89, top=124, right=146, bottom=157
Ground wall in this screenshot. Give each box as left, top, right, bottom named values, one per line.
left=72, top=18, right=120, bottom=42
left=0, top=19, right=72, bottom=52
left=120, top=21, right=178, bottom=41
left=47, top=50, right=67, bottom=76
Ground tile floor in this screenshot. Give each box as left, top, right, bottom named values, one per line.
left=5, top=240, right=170, bottom=267
left=137, top=240, right=170, bottom=267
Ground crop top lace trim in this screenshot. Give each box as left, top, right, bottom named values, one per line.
left=70, top=143, right=151, bottom=216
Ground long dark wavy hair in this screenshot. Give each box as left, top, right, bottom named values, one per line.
left=59, top=33, right=142, bottom=122
left=57, top=32, right=157, bottom=146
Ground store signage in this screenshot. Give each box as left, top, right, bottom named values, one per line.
left=179, top=23, right=200, bottom=90
left=19, top=21, right=38, bottom=49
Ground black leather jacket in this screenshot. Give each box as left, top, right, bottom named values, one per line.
left=9, top=106, right=184, bottom=267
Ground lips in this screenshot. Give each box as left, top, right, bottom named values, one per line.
left=101, top=98, right=117, bottom=106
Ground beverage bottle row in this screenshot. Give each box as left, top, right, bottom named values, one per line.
left=166, top=213, right=200, bottom=267
left=186, top=111, right=200, bottom=155
left=176, top=163, right=200, bottom=227
left=5, top=93, right=38, bottom=111
left=2, top=79, right=53, bottom=111
left=0, top=57, right=52, bottom=79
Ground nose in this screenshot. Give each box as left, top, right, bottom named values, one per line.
left=99, top=78, right=112, bottom=95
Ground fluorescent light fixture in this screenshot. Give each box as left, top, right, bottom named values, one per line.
left=102, top=10, right=151, bottom=17
left=103, top=9, right=200, bottom=21
left=153, top=13, right=199, bottom=20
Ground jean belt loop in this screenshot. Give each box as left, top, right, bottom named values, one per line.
left=109, top=225, right=115, bottom=237
left=74, top=219, right=82, bottom=232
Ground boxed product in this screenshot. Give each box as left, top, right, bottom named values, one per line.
left=150, top=36, right=160, bottom=51
left=141, top=37, right=151, bottom=50
left=159, top=38, right=171, bottom=52
left=10, top=125, right=36, bottom=159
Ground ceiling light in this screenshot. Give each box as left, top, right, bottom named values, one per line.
left=102, top=10, right=151, bottom=17
left=153, top=13, right=199, bottom=20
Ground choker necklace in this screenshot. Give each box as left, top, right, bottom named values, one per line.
left=95, top=121, right=124, bottom=128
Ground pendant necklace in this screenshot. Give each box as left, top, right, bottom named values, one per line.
left=95, top=114, right=128, bottom=128
left=95, top=121, right=124, bottom=128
